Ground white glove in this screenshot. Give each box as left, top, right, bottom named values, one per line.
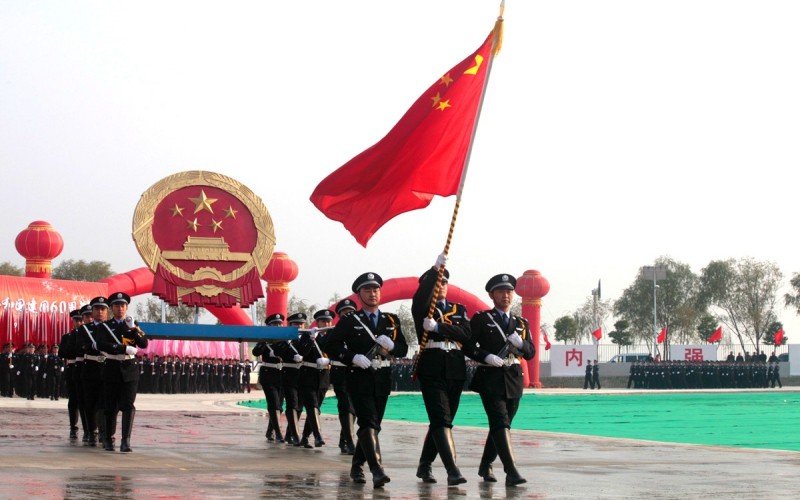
left=125, top=316, right=135, bottom=328
left=35, top=366, right=39, bottom=371
left=293, top=354, right=303, bottom=363
left=43, top=373, right=47, bottom=379
left=484, top=354, right=504, bottom=367
left=352, top=354, right=371, bottom=369
left=16, top=371, right=20, bottom=376
left=125, top=346, right=138, bottom=356
left=508, top=333, right=523, bottom=349
left=423, top=317, right=438, bottom=332
left=435, top=253, right=447, bottom=270
left=308, top=327, right=319, bottom=339
left=316, top=358, right=330, bottom=367
left=376, top=335, right=395, bottom=351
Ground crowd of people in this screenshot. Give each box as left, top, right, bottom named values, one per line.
left=0, top=342, right=66, bottom=400
left=627, top=355, right=784, bottom=390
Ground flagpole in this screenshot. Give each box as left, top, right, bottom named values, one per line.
left=412, top=3, right=505, bottom=381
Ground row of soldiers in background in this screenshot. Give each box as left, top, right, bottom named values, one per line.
left=135, top=355, right=252, bottom=394
left=627, top=360, right=784, bottom=389
left=0, top=342, right=66, bottom=400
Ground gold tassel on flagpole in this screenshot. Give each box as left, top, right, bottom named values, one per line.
left=492, top=0, right=504, bottom=56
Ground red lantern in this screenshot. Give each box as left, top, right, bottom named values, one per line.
left=15, top=221, right=64, bottom=279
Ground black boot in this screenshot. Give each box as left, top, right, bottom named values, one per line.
left=357, top=427, right=390, bottom=488
left=490, top=427, right=526, bottom=486
left=311, top=409, right=325, bottom=447
left=103, top=413, right=115, bottom=451
left=415, top=430, right=437, bottom=483
left=299, top=415, right=312, bottom=447
left=478, top=431, right=498, bottom=482
left=96, top=409, right=106, bottom=445
left=344, top=414, right=356, bottom=455
left=69, top=406, right=79, bottom=440
left=431, top=427, right=466, bottom=486
left=350, top=439, right=367, bottom=484
left=285, top=408, right=300, bottom=446
left=265, top=417, right=275, bottom=441
left=268, top=410, right=284, bottom=443
left=120, top=409, right=135, bottom=453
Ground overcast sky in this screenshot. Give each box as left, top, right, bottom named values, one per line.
left=1, top=1, right=798, bottom=341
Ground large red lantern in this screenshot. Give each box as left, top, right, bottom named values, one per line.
left=15, top=220, right=64, bottom=279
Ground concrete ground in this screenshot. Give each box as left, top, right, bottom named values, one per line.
left=1, top=389, right=799, bottom=499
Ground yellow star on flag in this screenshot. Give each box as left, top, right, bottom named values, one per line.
left=189, top=190, right=217, bottom=214
left=436, top=99, right=451, bottom=111
left=439, top=73, right=454, bottom=86
left=170, top=204, right=184, bottom=217
left=431, top=92, right=442, bottom=108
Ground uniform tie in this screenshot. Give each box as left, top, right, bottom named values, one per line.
left=369, top=312, right=377, bottom=329
left=501, top=313, right=509, bottom=330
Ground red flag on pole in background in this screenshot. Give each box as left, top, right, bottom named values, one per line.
left=774, top=328, right=785, bottom=346
left=310, top=31, right=498, bottom=247
left=657, top=326, right=667, bottom=344
left=592, top=328, right=602, bottom=341
left=708, top=326, right=723, bottom=343
left=543, top=330, right=551, bottom=351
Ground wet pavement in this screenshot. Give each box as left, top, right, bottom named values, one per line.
left=2, top=391, right=799, bottom=499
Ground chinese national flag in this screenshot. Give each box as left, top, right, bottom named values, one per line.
left=592, top=328, right=602, bottom=340
left=543, top=331, right=551, bottom=351
left=657, top=327, right=667, bottom=344
left=310, top=31, right=497, bottom=247
left=774, top=328, right=784, bottom=345
left=708, top=326, right=723, bottom=343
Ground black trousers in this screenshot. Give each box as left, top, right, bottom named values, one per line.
left=479, top=392, right=520, bottom=430
left=351, top=392, right=389, bottom=431
left=418, top=374, right=463, bottom=429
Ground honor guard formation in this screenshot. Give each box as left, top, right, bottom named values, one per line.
left=251, top=254, right=535, bottom=488
left=3, top=258, right=539, bottom=487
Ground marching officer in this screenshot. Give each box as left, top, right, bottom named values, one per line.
left=280, top=312, right=306, bottom=446
left=96, top=292, right=148, bottom=452
left=325, top=272, right=408, bottom=488
left=296, top=309, right=334, bottom=448
left=253, top=313, right=286, bottom=442
left=77, top=296, right=110, bottom=446
left=411, top=256, right=474, bottom=486
left=468, top=274, right=535, bottom=486
left=330, top=298, right=357, bottom=455
left=46, top=344, right=64, bottom=400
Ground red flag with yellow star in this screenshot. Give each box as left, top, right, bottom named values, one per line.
left=310, top=31, right=497, bottom=247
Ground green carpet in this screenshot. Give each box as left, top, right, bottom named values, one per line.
left=239, top=391, right=800, bottom=452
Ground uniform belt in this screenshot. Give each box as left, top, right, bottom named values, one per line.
left=75, top=357, right=84, bottom=362
left=426, top=341, right=460, bottom=351
left=84, top=354, right=106, bottom=363
left=103, top=353, right=136, bottom=361
left=302, top=361, right=328, bottom=370
left=261, top=363, right=282, bottom=370
left=283, top=363, right=300, bottom=369
left=67, top=360, right=77, bottom=365
left=370, top=359, right=391, bottom=369
left=331, top=361, right=346, bottom=367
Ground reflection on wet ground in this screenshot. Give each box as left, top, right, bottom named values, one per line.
left=1, top=394, right=798, bottom=499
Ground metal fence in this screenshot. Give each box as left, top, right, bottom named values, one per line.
left=537, top=343, right=790, bottom=363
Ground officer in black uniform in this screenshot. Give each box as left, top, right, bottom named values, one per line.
left=0, top=342, right=14, bottom=397
left=411, top=256, right=474, bottom=486
left=583, top=360, right=594, bottom=389
left=326, top=272, right=409, bottom=488
left=296, top=309, right=334, bottom=448
left=467, top=273, right=535, bottom=486
left=281, top=312, right=306, bottom=446
left=253, top=313, right=286, bottom=442
left=96, top=292, right=148, bottom=452
left=77, top=296, right=110, bottom=446
left=330, top=299, right=357, bottom=455
left=46, top=344, right=64, bottom=400
left=592, top=360, right=601, bottom=390
left=20, top=343, right=38, bottom=400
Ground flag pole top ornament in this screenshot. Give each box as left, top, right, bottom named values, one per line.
left=132, top=170, right=276, bottom=308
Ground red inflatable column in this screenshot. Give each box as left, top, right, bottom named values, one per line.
left=262, top=252, right=298, bottom=321
left=15, top=221, right=64, bottom=279
left=516, top=270, right=550, bottom=388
